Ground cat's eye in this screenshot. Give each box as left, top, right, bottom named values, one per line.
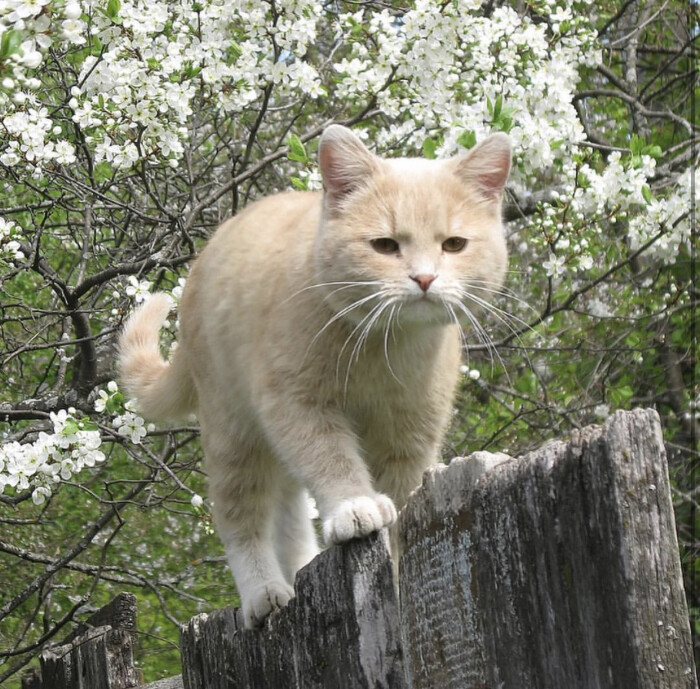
left=442, top=236, right=468, bottom=253
left=370, top=238, right=400, bottom=255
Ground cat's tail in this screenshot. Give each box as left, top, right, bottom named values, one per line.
left=117, top=293, right=197, bottom=421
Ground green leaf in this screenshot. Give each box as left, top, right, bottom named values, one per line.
left=106, top=0, right=121, bottom=20
left=489, top=95, right=503, bottom=120
left=290, top=176, right=308, bottom=190
left=457, top=129, right=477, bottom=150
left=286, top=134, right=307, bottom=164
left=106, top=393, right=124, bottom=415
left=494, top=114, right=514, bottom=133
left=227, top=42, right=242, bottom=62
left=642, top=185, right=652, bottom=204
left=629, top=134, right=644, bottom=156
left=487, top=95, right=516, bottom=132
left=0, top=29, right=23, bottom=60
left=609, top=384, right=634, bottom=408
left=63, top=420, right=80, bottom=436
left=422, top=137, right=439, bottom=159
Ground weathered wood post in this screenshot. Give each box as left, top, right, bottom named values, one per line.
left=180, top=529, right=404, bottom=689
left=21, top=409, right=697, bottom=688
left=33, top=592, right=183, bottom=689
left=40, top=626, right=138, bottom=689
left=399, top=408, right=697, bottom=689
left=38, top=593, right=140, bottom=689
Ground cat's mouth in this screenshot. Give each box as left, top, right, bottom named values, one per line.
left=398, top=291, right=453, bottom=324
left=403, top=288, right=442, bottom=305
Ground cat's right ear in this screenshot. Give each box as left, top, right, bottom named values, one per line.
left=453, top=133, right=512, bottom=203
left=318, top=125, right=377, bottom=211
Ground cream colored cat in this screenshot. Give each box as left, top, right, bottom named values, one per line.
left=117, top=124, right=511, bottom=628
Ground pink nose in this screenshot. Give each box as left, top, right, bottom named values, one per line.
left=411, top=274, right=436, bottom=292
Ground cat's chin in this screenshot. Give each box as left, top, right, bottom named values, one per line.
left=397, top=298, right=455, bottom=327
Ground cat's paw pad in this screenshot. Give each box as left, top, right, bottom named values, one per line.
left=243, top=581, right=295, bottom=629
left=323, top=494, right=397, bottom=545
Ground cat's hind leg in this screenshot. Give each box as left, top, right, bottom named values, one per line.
left=274, top=476, right=320, bottom=586
left=203, top=426, right=294, bottom=629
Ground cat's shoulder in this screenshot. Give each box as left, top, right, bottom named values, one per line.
left=238, top=189, right=321, bottom=220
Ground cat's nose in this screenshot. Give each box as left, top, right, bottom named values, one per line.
left=411, top=274, right=437, bottom=292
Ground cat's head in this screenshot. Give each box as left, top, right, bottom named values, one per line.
left=314, top=124, right=511, bottom=330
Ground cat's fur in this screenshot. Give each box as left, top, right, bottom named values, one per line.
left=117, top=125, right=511, bottom=628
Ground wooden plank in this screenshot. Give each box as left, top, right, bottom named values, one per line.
left=180, top=607, right=240, bottom=689
left=399, top=408, right=698, bottom=689
left=292, top=530, right=405, bottom=689
left=61, top=593, right=138, bottom=647
left=39, top=643, right=73, bottom=689
left=40, top=625, right=139, bottom=689
left=398, top=450, right=511, bottom=689
left=21, top=667, right=42, bottom=689
left=180, top=530, right=404, bottom=688
left=472, top=408, right=697, bottom=688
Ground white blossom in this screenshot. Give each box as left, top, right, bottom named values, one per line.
left=125, top=276, right=152, bottom=303
left=113, top=411, right=148, bottom=444
left=542, top=253, right=567, bottom=279
left=0, top=409, right=105, bottom=499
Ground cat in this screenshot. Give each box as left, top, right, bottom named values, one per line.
left=117, top=124, right=511, bottom=628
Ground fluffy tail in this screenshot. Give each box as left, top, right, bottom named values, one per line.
left=117, top=293, right=196, bottom=421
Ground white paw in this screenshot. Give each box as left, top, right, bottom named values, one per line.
left=322, top=494, right=397, bottom=545
left=242, top=581, right=295, bottom=629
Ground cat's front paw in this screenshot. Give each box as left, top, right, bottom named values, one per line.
left=323, top=494, right=397, bottom=545
left=243, top=581, right=295, bottom=629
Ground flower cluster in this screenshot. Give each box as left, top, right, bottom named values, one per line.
left=0, top=409, right=105, bottom=504
left=0, top=379, right=156, bottom=504
left=1, top=0, right=325, bottom=174
left=0, top=0, right=81, bottom=176
left=95, top=380, right=153, bottom=444
left=333, top=0, right=597, bottom=184
left=113, top=409, right=148, bottom=444
left=626, top=167, right=696, bottom=263
left=0, top=217, right=24, bottom=263
left=124, top=276, right=153, bottom=304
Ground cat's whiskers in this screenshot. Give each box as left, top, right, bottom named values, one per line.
left=443, top=301, right=472, bottom=370
left=281, top=280, right=381, bottom=306
left=451, top=298, right=507, bottom=382
left=382, top=304, right=405, bottom=388
left=464, top=281, right=539, bottom=325
left=349, top=299, right=393, bottom=367
left=459, top=287, right=537, bottom=384
left=462, top=290, right=534, bottom=337
left=303, top=289, right=389, bottom=365
left=337, top=299, right=389, bottom=398
left=338, top=293, right=405, bottom=400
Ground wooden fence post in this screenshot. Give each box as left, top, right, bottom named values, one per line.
left=20, top=408, right=698, bottom=689
left=180, top=529, right=405, bottom=689
left=33, top=592, right=182, bottom=689
left=399, top=408, right=697, bottom=689
left=40, top=626, right=138, bottom=689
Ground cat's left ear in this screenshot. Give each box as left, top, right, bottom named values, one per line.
left=453, top=133, right=512, bottom=202
left=319, top=125, right=377, bottom=210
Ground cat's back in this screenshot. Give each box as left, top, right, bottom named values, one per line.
left=206, top=190, right=320, bottom=266
left=179, top=191, right=322, bottom=364
left=184, top=191, right=320, bottom=304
